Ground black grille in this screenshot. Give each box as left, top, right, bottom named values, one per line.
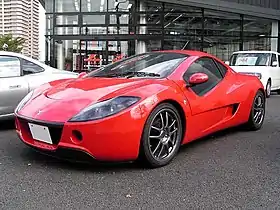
left=25, top=144, right=96, bottom=163
left=17, top=117, right=64, bottom=145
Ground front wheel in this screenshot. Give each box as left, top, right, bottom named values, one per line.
left=244, top=90, right=266, bottom=131
left=138, top=103, right=183, bottom=168
left=266, top=80, right=271, bottom=98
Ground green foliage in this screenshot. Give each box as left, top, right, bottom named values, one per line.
left=0, top=34, right=26, bottom=53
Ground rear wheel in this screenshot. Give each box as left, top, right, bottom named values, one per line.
left=266, top=80, right=271, bottom=98
left=244, top=90, right=265, bottom=131
left=138, top=103, right=183, bottom=168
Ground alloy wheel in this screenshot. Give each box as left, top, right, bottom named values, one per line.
left=253, top=94, right=265, bottom=125
left=148, top=109, right=180, bottom=161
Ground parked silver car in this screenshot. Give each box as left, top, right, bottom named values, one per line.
left=0, top=51, right=78, bottom=120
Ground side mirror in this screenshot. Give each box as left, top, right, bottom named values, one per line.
left=224, top=61, right=230, bottom=65
left=272, top=61, right=278, bottom=67
left=187, top=73, right=209, bottom=87
left=78, top=72, right=87, bottom=78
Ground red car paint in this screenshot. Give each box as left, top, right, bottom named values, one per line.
left=15, top=50, right=264, bottom=162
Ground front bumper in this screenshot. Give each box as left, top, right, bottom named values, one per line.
left=15, top=110, right=145, bottom=162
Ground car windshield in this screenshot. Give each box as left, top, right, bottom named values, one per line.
left=229, top=53, right=271, bottom=66
left=87, top=52, right=188, bottom=79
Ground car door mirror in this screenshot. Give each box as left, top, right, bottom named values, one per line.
left=187, top=73, right=209, bottom=87
left=78, top=72, right=87, bottom=78
left=272, top=61, right=278, bottom=67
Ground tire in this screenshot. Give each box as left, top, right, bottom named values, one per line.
left=138, top=103, right=183, bottom=168
left=266, top=80, right=271, bottom=98
left=244, top=90, right=266, bottom=131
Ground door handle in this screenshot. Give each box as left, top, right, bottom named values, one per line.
left=9, top=85, right=21, bottom=89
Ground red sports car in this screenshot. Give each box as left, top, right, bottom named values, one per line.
left=14, top=50, right=266, bottom=168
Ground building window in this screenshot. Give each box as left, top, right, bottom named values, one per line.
left=243, top=16, right=274, bottom=51
left=55, top=0, right=79, bottom=12
left=46, top=0, right=279, bottom=72
left=81, top=0, right=107, bottom=12
left=203, top=10, right=241, bottom=62
left=163, top=3, right=203, bottom=51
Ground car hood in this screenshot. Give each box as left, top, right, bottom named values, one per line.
left=230, top=66, right=267, bottom=74
left=18, top=77, right=158, bottom=122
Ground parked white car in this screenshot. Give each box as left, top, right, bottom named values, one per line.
left=0, top=51, right=78, bottom=120
left=226, top=50, right=280, bottom=97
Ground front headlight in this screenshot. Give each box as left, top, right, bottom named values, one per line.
left=69, top=96, right=141, bottom=122
left=15, top=90, right=34, bottom=113
left=244, top=72, right=262, bottom=79
left=253, top=72, right=262, bottom=79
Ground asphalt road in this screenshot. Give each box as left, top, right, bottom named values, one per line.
left=1, top=95, right=280, bottom=210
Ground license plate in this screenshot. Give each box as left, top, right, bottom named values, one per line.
left=28, top=123, right=53, bottom=145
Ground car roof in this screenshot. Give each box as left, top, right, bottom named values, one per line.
left=156, top=50, right=211, bottom=57
left=0, top=51, right=52, bottom=68
left=0, top=50, right=36, bottom=59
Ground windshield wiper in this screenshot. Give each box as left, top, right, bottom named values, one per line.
left=93, top=71, right=161, bottom=78
left=125, top=71, right=161, bottom=78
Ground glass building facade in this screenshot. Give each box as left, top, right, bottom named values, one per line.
left=45, top=0, right=280, bottom=72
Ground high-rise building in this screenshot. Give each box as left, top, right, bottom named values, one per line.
left=0, top=0, right=39, bottom=59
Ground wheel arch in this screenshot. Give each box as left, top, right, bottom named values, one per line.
left=159, top=99, right=187, bottom=143
left=139, top=99, right=187, bottom=145
left=137, top=98, right=188, bottom=165
left=268, top=77, right=271, bottom=83
left=258, top=88, right=266, bottom=102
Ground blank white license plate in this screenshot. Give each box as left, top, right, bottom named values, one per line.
left=28, top=123, right=53, bottom=145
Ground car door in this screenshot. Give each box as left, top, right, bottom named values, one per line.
left=181, top=56, right=233, bottom=139
left=269, top=53, right=279, bottom=89
left=0, top=55, right=29, bottom=116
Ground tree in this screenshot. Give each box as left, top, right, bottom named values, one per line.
left=0, top=34, right=26, bottom=53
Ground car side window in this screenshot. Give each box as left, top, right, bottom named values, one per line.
left=214, top=60, right=228, bottom=76
left=0, top=56, right=21, bottom=78
left=278, top=55, right=280, bottom=66
left=22, top=59, right=44, bottom=75
left=183, top=57, right=223, bottom=96
left=270, top=53, right=277, bottom=66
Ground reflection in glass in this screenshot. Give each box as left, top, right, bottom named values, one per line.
left=203, top=10, right=241, bottom=61
left=55, top=27, right=79, bottom=35
left=204, top=37, right=240, bottom=61
left=110, top=14, right=130, bottom=25
left=56, top=15, right=78, bottom=25
left=87, top=52, right=188, bottom=78
left=46, top=0, right=278, bottom=72
left=82, top=27, right=107, bottom=35
left=45, top=0, right=53, bottom=13
left=108, top=41, right=129, bottom=63
left=81, top=40, right=106, bottom=71
left=55, top=0, right=79, bottom=12
left=83, top=15, right=106, bottom=25
left=46, top=15, right=53, bottom=35
left=243, top=16, right=273, bottom=51
left=81, top=0, right=107, bottom=12
left=108, top=26, right=130, bottom=34
left=108, top=0, right=134, bottom=12
left=55, top=40, right=81, bottom=71
left=163, top=4, right=202, bottom=51
left=137, top=0, right=163, bottom=12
